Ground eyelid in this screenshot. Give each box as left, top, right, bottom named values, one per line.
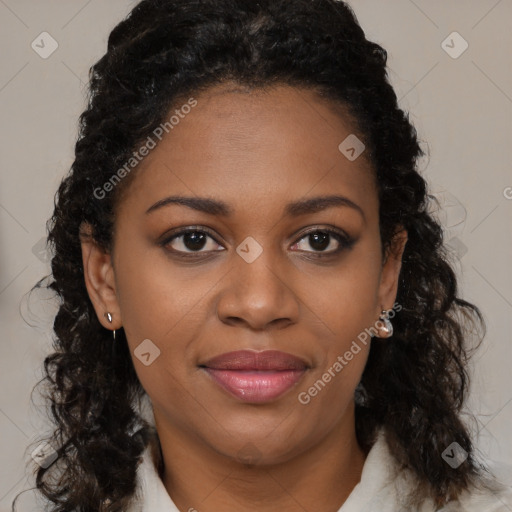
left=295, top=224, right=352, bottom=242
left=160, top=225, right=222, bottom=243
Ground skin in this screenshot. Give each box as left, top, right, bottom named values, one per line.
left=81, top=83, right=407, bottom=512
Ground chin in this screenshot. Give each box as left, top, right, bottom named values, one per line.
left=203, top=424, right=313, bottom=466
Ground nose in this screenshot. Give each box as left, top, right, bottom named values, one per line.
left=216, top=246, right=300, bottom=332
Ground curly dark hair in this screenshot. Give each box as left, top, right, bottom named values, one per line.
left=14, top=0, right=490, bottom=510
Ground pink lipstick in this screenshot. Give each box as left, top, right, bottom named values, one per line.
left=200, top=350, right=308, bottom=403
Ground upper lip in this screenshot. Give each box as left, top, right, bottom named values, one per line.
left=200, top=350, right=309, bottom=371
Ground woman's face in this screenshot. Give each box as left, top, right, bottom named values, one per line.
left=82, top=83, right=406, bottom=464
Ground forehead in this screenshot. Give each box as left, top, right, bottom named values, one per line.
left=115, top=83, right=377, bottom=222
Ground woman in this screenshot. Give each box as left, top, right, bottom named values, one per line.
left=17, top=0, right=512, bottom=510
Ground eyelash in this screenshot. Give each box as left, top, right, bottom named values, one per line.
left=159, top=225, right=356, bottom=260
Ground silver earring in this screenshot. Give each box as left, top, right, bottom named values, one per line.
left=104, top=312, right=116, bottom=341
left=378, top=309, right=393, bottom=338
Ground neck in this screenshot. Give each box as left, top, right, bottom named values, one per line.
left=156, top=406, right=367, bottom=512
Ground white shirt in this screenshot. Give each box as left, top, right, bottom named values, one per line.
left=127, top=429, right=512, bottom=511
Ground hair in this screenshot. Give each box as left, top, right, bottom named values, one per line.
left=14, top=0, right=489, bottom=510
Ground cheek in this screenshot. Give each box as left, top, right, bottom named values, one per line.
left=114, top=238, right=214, bottom=344
left=294, top=246, right=380, bottom=403
left=113, top=243, right=229, bottom=401
left=294, top=346, right=369, bottom=440
left=300, top=248, right=382, bottom=342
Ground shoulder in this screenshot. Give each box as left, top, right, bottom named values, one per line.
left=374, top=431, right=512, bottom=512
left=445, top=461, right=512, bottom=512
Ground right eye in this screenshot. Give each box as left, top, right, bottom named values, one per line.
left=161, top=227, right=225, bottom=256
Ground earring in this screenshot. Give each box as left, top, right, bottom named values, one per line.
left=104, top=312, right=116, bottom=341
left=377, top=309, right=393, bottom=338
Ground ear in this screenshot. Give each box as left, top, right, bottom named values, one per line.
left=376, top=227, right=408, bottom=314
left=79, top=222, right=122, bottom=330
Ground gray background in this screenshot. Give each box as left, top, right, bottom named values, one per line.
left=0, top=0, right=511, bottom=509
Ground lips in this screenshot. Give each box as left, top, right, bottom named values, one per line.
left=200, top=350, right=308, bottom=403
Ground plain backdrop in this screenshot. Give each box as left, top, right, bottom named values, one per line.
left=0, top=0, right=511, bottom=509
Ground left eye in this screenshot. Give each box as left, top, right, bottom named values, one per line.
left=291, top=229, right=352, bottom=254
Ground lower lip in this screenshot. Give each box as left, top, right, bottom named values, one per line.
left=203, top=368, right=306, bottom=403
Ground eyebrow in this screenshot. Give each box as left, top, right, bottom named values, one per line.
left=145, top=194, right=365, bottom=221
